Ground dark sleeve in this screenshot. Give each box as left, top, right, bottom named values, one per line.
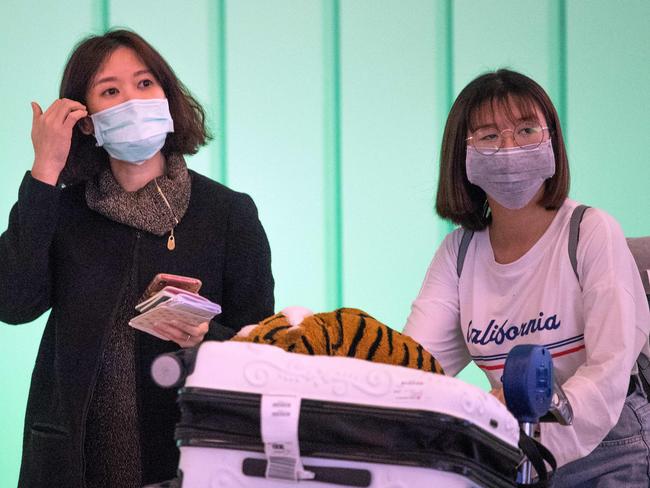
left=206, top=192, right=274, bottom=340
left=0, top=172, right=61, bottom=324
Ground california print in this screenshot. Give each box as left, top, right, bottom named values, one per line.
left=465, top=312, right=585, bottom=371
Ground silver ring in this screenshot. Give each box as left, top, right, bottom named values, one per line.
left=185, top=333, right=191, bottom=344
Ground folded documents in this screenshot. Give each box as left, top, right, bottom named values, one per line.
left=129, top=286, right=222, bottom=340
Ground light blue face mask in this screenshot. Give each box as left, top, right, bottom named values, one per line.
left=90, top=98, right=174, bottom=164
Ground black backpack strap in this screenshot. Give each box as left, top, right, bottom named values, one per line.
left=568, top=205, right=590, bottom=283
left=517, top=427, right=557, bottom=488
left=457, top=229, right=474, bottom=278
left=637, top=352, right=650, bottom=398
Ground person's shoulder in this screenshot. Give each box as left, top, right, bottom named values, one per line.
left=563, top=199, right=626, bottom=252
left=189, top=170, right=249, bottom=199
left=574, top=200, right=624, bottom=237
left=443, top=224, right=489, bottom=253
left=188, top=170, right=257, bottom=211
left=445, top=226, right=465, bottom=248
left=437, top=226, right=475, bottom=262
left=189, top=170, right=233, bottom=196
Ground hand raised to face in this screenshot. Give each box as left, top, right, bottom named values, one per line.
left=30, top=99, right=88, bottom=186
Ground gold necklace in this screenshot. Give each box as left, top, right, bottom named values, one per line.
left=154, top=178, right=179, bottom=251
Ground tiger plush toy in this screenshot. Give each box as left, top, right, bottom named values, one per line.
left=233, top=306, right=444, bottom=374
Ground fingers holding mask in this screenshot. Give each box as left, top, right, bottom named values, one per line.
left=153, top=320, right=209, bottom=348
left=34, top=98, right=87, bottom=134
left=63, top=103, right=89, bottom=131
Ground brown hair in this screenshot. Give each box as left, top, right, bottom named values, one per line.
left=436, top=69, right=569, bottom=230
left=58, top=29, right=211, bottom=184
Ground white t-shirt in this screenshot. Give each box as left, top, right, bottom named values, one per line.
left=404, top=198, right=650, bottom=467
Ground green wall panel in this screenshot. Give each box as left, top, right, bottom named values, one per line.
left=566, top=0, right=650, bottom=236
left=110, top=0, right=222, bottom=180
left=453, top=0, right=562, bottom=106
left=339, top=0, right=443, bottom=329
left=0, top=3, right=97, bottom=486
left=226, top=0, right=329, bottom=311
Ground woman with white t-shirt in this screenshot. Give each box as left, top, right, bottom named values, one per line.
left=404, top=69, right=650, bottom=487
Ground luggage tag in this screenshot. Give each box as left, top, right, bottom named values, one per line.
left=260, top=395, right=315, bottom=482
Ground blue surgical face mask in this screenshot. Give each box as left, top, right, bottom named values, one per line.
left=90, top=98, right=174, bottom=164
left=465, top=139, right=556, bottom=210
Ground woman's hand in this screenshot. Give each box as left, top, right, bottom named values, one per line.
left=153, top=319, right=209, bottom=348
left=490, top=387, right=506, bottom=405
left=30, top=99, right=88, bottom=186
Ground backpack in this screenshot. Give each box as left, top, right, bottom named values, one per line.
left=456, top=205, right=650, bottom=394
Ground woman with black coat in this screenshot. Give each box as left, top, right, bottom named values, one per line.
left=0, top=29, right=274, bottom=487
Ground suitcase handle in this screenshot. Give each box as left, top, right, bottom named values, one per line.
left=242, top=458, right=371, bottom=487
left=151, top=347, right=198, bottom=388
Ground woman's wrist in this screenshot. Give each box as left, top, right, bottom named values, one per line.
left=31, top=162, right=62, bottom=186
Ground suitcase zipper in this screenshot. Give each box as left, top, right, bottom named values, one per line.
left=176, top=387, right=522, bottom=460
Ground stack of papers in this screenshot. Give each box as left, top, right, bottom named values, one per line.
left=129, top=286, right=222, bottom=340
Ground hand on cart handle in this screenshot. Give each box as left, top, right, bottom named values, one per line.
left=489, top=387, right=506, bottom=405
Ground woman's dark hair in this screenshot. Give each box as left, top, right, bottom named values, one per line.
left=436, top=69, right=569, bottom=230
left=58, top=29, right=211, bottom=184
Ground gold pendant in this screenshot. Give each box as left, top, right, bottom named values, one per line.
left=167, top=233, right=176, bottom=251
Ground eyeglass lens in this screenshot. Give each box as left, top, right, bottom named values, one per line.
left=470, top=122, right=545, bottom=155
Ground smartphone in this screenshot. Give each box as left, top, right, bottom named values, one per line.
left=140, top=273, right=203, bottom=301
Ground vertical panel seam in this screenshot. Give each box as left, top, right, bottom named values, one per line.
left=557, top=0, right=568, bottom=136
left=323, top=0, right=343, bottom=309
left=101, top=0, right=110, bottom=32
left=217, top=0, right=228, bottom=185
left=445, top=0, right=455, bottom=234
left=333, top=0, right=343, bottom=308
left=435, top=0, right=456, bottom=235
left=445, top=0, right=454, bottom=117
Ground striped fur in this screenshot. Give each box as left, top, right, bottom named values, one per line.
left=233, top=307, right=444, bottom=374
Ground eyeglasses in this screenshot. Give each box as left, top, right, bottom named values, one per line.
left=466, top=123, right=550, bottom=155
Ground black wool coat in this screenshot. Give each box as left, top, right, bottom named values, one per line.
left=0, top=170, right=275, bottom=487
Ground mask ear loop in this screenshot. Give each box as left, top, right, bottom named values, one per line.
left=482, top=199, right=492, bottom=226
left=482, top=199, right=491, bottom=218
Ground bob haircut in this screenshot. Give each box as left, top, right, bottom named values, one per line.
left=58, top=29, right=210, bottom=185
left=436, top=69, right=569, bottom=231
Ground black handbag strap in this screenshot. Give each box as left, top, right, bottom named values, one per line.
left=518, top=428, right=557, bottom=488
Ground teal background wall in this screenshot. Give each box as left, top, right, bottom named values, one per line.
left=1, top=0, right=648, bottom=485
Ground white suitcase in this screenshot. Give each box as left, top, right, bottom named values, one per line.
left=157, top=341, right=523, bottom=487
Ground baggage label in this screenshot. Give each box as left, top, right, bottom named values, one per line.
left=261, top=395, right=315, bottom=481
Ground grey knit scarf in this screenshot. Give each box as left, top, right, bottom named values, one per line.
left=85, top=154, right=191, bottom=236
